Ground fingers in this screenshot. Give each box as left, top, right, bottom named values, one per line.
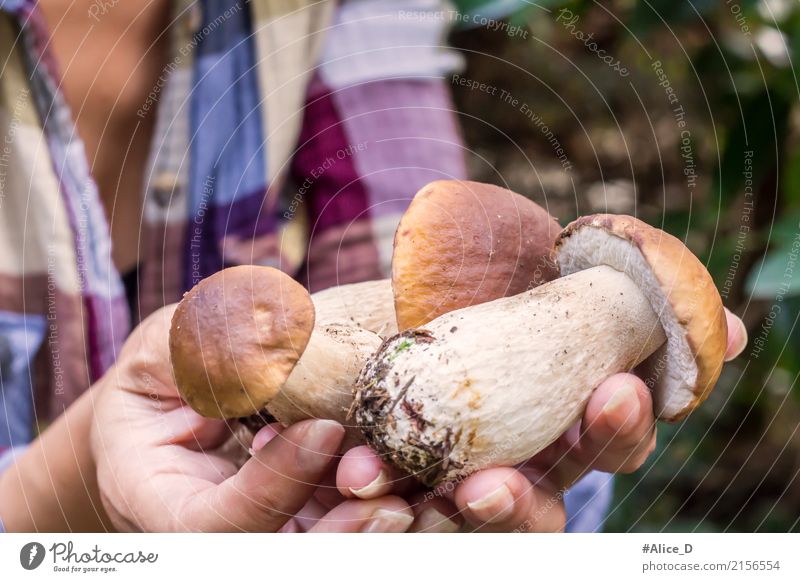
left=453, top=467, right=565, bottom=532
left=180, top=419, right=344, bottom=531
left=545, top=309, right=746, bottom=485
left=335, top=446, right=462, bottom=531
left=537, top=311, right=746, bottom=487
left=251, top=422, right=284, bottom=451
left=576, top=373, right=657, bottom=473
left=407, top=493, right=462, bottom=532
left=336, top=445, right=415, bottom=500
left=308, top=496, right=414, bottom=532
left=336, top=446, right=393, bottom=498
left=724, top=308, right=748, bottom=361
left=161, top=405, right=229, bottom=451
left=538, top=373, right=656, bottom=490
left=279, top=497, right=329, bottom=532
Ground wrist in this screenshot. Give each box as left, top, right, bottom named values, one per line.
left=0, top=385, right=113, bottom=532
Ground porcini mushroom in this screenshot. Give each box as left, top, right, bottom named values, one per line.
left=311, top=279, right=397, bottom=337
left=354, top=214, right=727, bottom=486
left=312, top=180, right=561, bottom=336
left=169, top=265, right=382, bottom=440
left=170, top=180, right=562, bottom=444
left=392, top=180, right=561, bottom=329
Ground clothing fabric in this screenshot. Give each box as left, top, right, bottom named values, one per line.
left=1, top=1, right=129, bottom=436
left=0, top=0, right=465, bottom=442
left=565, top=470, right=615, bottom=532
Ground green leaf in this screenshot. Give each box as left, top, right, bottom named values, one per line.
left=745, top=242, right=800, bottom=299
left=450, top=0, right=536, bottom=28
left=713, top=89, right=791, bottom=208
left=628, top=0, right=718, bottom=35
left=782, top=143, right=800, bottom=207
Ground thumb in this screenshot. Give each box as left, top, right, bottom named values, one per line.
left=181, top=419, right=344, bottom=531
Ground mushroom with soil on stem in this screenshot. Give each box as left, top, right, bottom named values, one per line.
left=311, top=278, right=398, bottom=338
left=392, top=179, right=561, bottom=330
left=311, top=179, right=562, bottom=334
left=286, top=178, right=561, bottom=436
left=169, top=265, right=382, bottom=445
left=169, top=179, right=561, bottom=445
left=353, top=214, right=728, bottom=487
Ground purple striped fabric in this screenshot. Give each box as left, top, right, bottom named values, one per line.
left=331, top=78, right=468, bottom=219
left=4, top=0, right=128, bottom=419
left=295, top=75, right=468, bottom=292
left=0, top=0, right=467, bottom=432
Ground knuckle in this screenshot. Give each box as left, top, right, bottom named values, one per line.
left=239, top=485, right=292, bottom=530
left=519, top=495, right=566, bottom=533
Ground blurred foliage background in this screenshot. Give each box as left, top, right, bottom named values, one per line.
left=449, top=0, right=800, bottom=531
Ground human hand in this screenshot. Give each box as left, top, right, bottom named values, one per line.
left=90, top=305, right=414, bottom=532
left=335, top=308, right=748, bottom=532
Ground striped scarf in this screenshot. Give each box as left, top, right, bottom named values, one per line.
left=0, top=0, right=466, bottom=444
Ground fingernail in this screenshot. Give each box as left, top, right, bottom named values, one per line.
left=349, top=469, right=389, bottom=499
left=725, top=318, right=748, bottom=361
left=296, top=420, right=344, bottom=471
left=413, top=508, right=460, bottom=533
left=601, top=381, right=641, bottom=432
left=361, top=509, right=414, bottom=533
left=252, top=425, right=281, bottom=452
left=466, top=484, right=515, bottom=523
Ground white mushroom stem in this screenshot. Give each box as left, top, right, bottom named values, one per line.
left=267, top=323, right=382, bottom=444
left=235, top=279, right=393, bottom=444
left=355, top=265, right=668, bottom=486
left=258, top=277, right=394, bottom=439
left=312, top=279, right=397, bottom=338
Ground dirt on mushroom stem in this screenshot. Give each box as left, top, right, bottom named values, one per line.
left=354, top=265, right=668, bottom=486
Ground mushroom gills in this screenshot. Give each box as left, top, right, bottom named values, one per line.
left=556, top=224, right=701, bottom=418
left=355, top=265, right=667, bottom=486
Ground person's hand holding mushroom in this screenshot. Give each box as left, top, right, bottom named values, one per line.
left=90, top=304, right=416, bottom=532
left=89, top=298, right=744, bottom=532
left=332, top=182, right=749, bottom=532
left=335, top=307, right=746, bottom=532
left=154, top=180, right=748, bottom=533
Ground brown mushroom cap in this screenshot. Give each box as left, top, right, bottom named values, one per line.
left=169, top=265, right=315, bottom=419
left=392, top=180, right=561, bottom=330
left=555, top=214, right=728, bottom=421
